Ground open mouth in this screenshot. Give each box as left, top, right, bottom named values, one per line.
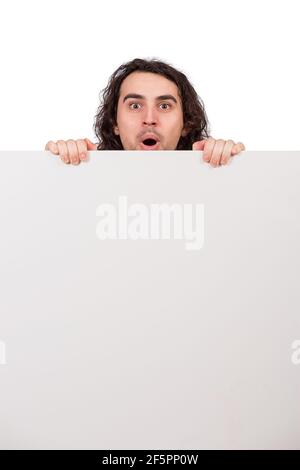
left=141, top=138, right=160, bottom=149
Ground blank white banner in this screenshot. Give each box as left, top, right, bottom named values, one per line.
left=0, top=151, right=299, bottom=450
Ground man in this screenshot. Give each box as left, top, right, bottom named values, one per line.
left=45, top=58, right=245, bottom=167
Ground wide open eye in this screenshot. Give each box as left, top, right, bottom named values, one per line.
left=143, top=138, right=157, bottom=146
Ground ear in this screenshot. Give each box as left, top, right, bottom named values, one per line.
left=114, top=125, right=119, bottom=135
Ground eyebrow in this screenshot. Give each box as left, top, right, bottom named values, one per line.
left=123, top=93, right=178, bottom=104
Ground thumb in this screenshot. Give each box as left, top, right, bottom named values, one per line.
left=192, top=139, right=206, bottom=151
left=84, top=138, right=97, bottom=150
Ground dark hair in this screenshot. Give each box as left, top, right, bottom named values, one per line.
left=93, top=58, right=210, bottom=150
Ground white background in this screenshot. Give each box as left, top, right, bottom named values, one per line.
left=0, top=0, right=299, bottom=150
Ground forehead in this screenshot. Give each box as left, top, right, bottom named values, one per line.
left=119, top=71, right=180, bottom=98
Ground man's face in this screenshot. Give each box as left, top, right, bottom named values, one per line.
left=114, top=71, right=188, bottom=150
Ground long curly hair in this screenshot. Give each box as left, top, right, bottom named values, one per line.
left=93, top=58, right=210, bottom=150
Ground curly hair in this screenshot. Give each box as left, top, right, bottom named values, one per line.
left=93, top=57, right=210, bottom=150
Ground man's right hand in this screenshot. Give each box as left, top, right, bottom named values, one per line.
left=45, top=138, right=97, bottom=165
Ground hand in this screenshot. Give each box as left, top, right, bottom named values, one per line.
left=192, top=137, right=246, bottom=166
left=45, top=138, right=97, bottom=165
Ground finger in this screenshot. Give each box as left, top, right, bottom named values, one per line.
left=202, top=137, right=216, bottom=162
left=210, top=139, right=226, bottom=167
left=84, top=138, right=97, bottom=151
left=45, top=140, right=59, bottom=155
left=231, top=142, right=246, bottom=155
left=76, top=139, right=89, bottom=162
left=192, top=139, right=206, bottom=151
left=66, top=139, right=81, bottom=165
left=57, top=140, right=70, bottom=164
left=220, top=140, right=234, bottom=165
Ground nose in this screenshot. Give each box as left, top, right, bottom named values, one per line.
left=143, top=107, right=158, bottom=126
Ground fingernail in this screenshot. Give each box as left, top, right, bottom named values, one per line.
left=81, top=153, right=86, bottom=160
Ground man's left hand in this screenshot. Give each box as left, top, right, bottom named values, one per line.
left=192, top=137, right=246, bottom=166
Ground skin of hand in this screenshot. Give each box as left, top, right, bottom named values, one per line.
left=192, top=137, right=246, bottom=166
left=45, top=138, right=97, bottom=165
left=45, top=137, right=245, bottom=166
